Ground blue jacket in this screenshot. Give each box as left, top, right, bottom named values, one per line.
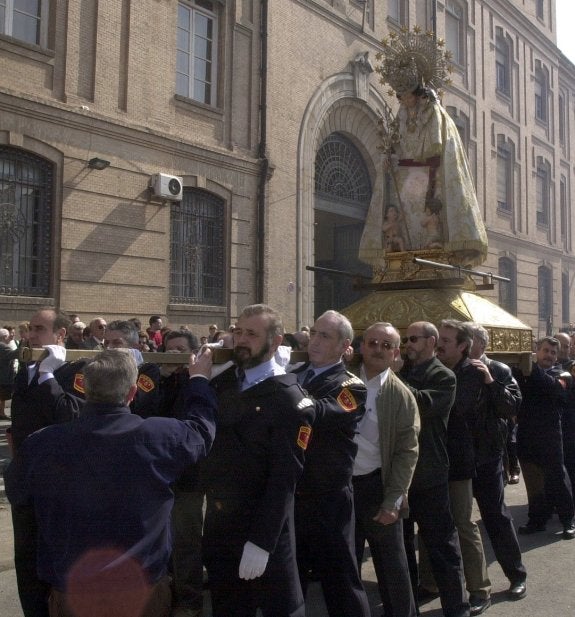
left=5, top=376, right=216, bottom=592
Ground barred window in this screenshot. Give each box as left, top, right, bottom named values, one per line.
left=170, top=188, right=225, bottom=305
left=0, top=147, right=53, bottom=296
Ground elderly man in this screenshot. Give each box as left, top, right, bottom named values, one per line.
left=9, top=308, right=87, bottom=617
left=516, top=336, right=575, bottom=538
left=352, top=322, right=419, bottom=617
left=85, top=317, right=107, bottom=350
left=65, top=322, right=87, bottom=350
left=6, top=348, right=216, bottom=617
left=201, top=304, right=315, bottom=617
left=293, top=310, right=370, bottom=617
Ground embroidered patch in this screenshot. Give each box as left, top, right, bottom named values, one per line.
left=297, top=397, right=313, bottom=410
left=341, top=376, right=363, bottom=387
left=73, top=373, right=85, bottom=394
left=337, top=388, right=358, bottom=412
left=297, top=426, right=312, bottom=450
left=137, top=374, right=155, bottom=393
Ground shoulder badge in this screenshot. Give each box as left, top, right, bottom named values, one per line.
left=337, top=388, right=358, bottom=412
left=73, top=373, right=85, bottom=394
left=341, top=375, right=364, bottom=387
left=297, top=397, right=314, bottom=410
left=297, top=425, right=312, bottom=450
left=137, top=374, right=155, bottom=393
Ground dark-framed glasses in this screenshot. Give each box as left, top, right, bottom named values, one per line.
left=365, top=339, right=396, bottom=350
left=401, top=335, right=430, bottom=344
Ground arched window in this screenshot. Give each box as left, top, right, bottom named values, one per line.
left=170, top=188, right=225, bottom=305
left=538, top=265, right=552, bottom=321
left=498, top=257, right=517, bottom=315
left=0, top=147, right=53, bottom=296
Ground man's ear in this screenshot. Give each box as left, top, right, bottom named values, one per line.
left=56, top=328, right=67, bottom=344
left=270, top=333, right=284, bottom=353
left=125, top=384, right=138, bottom=405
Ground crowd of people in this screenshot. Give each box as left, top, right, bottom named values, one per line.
left=1, top=305, right=575, bottom=617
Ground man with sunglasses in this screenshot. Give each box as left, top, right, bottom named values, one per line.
left=85, top=317, right=107, bottom=350
left=352, top=322, right=420, bottom=617
left=399, top=321, right=470, bottom=617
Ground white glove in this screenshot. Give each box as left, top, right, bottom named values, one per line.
left=39, top=345, right=67, bottom=373
left=238, top=541, right=269, bottom=580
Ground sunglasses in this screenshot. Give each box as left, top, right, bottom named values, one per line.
left=401, top=335, right=430, bottom=344
left=365, top=340, right=396, bottom=350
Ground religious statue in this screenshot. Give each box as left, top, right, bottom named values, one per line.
left=359, top=28, right=488, bottom=269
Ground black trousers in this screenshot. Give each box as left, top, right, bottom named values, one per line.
left=404, top=483, right=469, bottom=617
left=12, top=503, right=50, bottom=617
left=472, top=457, right=526, bottom=584
left=295, top=486, right=370, bottom=617
left=203, top=497, right=304, bottom=617
left=353, top=470, right=416, bottom=617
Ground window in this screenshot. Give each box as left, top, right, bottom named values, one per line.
left=388, top=0, right=405, bottom=25
left=562, top=271, right=570, bottom=326
left=170, top=188, right=225, bottom=305
left=0, top=0, right=47, bottom=46
left=534, top=67, right=548, bottom=123
left=536, top=0, right=544, bottom=20
left=445, top=0, right=464, bottom=66
left=559, top=94, right=566, bottom=144
left=498, top=257, right=517, bottom=315
left=495, top=34, right=511, bottom=96
left=538, top=265, right=552, bottom=321
left=496, top=138, right=513, bottom=212
left=0, top=146, right=53, bottom=296
left=536, top=159, right=550, bottom=226
left=560, top=175, right=567, bottom=241
left=176, top=1, right=218, bottom=106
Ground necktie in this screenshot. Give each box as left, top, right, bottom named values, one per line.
left=302, top=368, right=315, bottom=387
left=237, top=368, right=246, bottom=389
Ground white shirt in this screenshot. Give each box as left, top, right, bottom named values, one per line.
left=353, top=366, right=389, bottom=476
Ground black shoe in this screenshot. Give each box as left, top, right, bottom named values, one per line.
left=508, top=580, right=527, bottom=600
left=508, top=473, right=520, bottom=484
left=518, top=522, right=545, bottom=535
left=469, top=596, right=491, bottom=615
left=563, top=523, right=575, bottom=539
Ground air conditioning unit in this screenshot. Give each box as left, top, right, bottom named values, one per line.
left=149, top=173, right=183, bottom=201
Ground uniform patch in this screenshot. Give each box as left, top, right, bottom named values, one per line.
left=337, top=388, right=358, bottom=412
left=297, top=425, right=312, bottom=450
left=137, top=374, right=155, bottom=393
left=297, top=397, right=313, bottom=410
left=341, top=376, right=363, bottom=387
left=73, top=373, right=85, bottom=394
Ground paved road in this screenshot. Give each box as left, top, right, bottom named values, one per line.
left=0, top=411, right=574, bottom=615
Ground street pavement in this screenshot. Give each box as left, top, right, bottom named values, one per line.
left=0, top=410, right=574, bottom=616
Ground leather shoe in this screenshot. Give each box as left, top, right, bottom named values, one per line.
left=563, top=523, right=575, bottom=539
left=508, top=580, right=527, bottom=600
left=518, top=522, right=545, bottom=535
left=508, top=473, right=520, bottom=484
left=470, top=596, right=491, bottom=615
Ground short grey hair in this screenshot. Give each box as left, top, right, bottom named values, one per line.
left=465, top=322, right=489, bottom=347
left=0, top=328, right=9, bottom=339
left=317, top=310, right=354, bottom=342
left=84, top=349, right=138, bottom=405
left=106, top=320, right=139, bottom=348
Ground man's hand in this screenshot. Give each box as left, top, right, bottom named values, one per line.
left=238, top=541, right=269, bottom=580
left=39, top=345, right=67, bottom=374
left=189, top=347, right=212, bottom=379
left=468, top=359, right=494, bottom=384
left=373, top=507, right=399, bottom=525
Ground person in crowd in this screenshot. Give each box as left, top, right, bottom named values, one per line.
left=516, top=336, right=575, bottom=539
left=352, top=322, right=419, bottom=617
left=201, top=304, right=315, bottom=617
left=293, top=310, right=370, bottom=617
left=554, top=332, right=575, bottom=495
left=0, top=327, right=19, bottom=419
left=207, top=324, right=218, bottom=343
left=399, top=321, right=470, bottom=617
left=9, top=308, right=87, bottom=617
left=147, top=315, right=164, bottom=350
left=437, top=320, right=526, bottom=612
left=293, top=330, right=310, bottom=351
left=5, top=348, right=216, bottom=617
left=65, top=322, right=87, bottom=350
left=85, top=318, right=107, bottom=350
left=17, top=322, right=30, bottom=348
left=138, top=331, right=153, bottom=352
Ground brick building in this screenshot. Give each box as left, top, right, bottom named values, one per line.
left=0, top=0, right=573, bottom=337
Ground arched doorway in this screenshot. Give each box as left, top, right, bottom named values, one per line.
left=313, top=132, right=373, bottom=316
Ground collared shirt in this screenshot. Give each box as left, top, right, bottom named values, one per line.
left=353, top=366, right=389, bottom=476
left=240, top=357, right=285, bottom=391
left=300, top=361, right=342, bottom=385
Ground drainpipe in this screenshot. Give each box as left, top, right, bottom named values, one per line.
left=256, top=0, right=269, bottom=303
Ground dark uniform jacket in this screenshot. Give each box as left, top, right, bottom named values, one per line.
left=10, top=360, right=87, bottom=452
left=294, top=362, right=367, bottom=495
left=400, top=356, right=455, bottom=491
left=202, top=366, right=315, bottom=554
